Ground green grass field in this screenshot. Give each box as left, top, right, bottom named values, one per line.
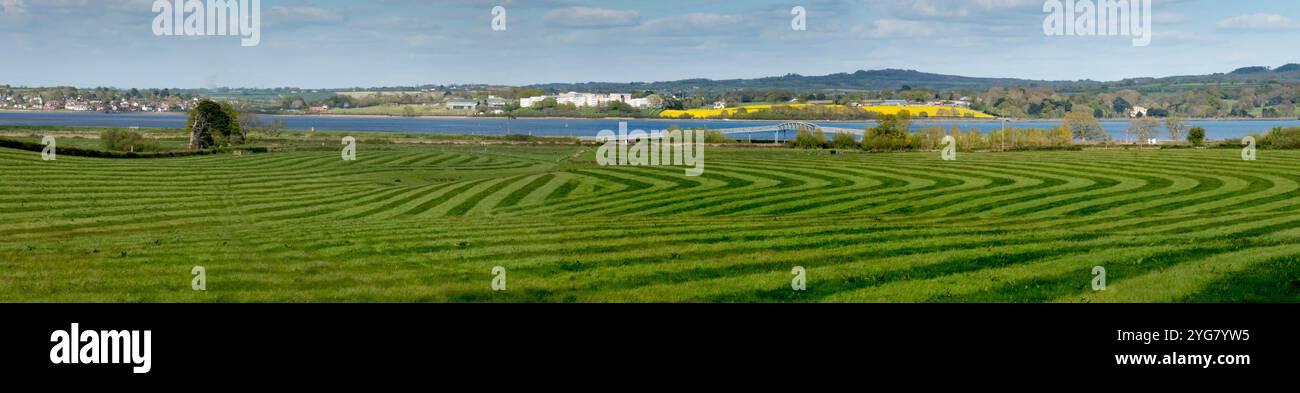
left=2, top=140, right=1299, bottom=302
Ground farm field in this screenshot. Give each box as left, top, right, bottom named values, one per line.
left=660, top=104, right=994, bottom=119
left=1, top=141, right=1299, bottom=302
left=327, top=103, right=470, bottom=117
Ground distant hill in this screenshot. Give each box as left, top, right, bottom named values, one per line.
left=1231, top=66, right=1271, bottom=75
left=529, top=69, right=1089, bottom=93
left=527, top=65, right=1300, bottom=94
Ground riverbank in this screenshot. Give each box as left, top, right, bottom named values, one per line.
left=3, top=108, right=1296, bottom=123
left=2, top=110, right=1295, bottom=140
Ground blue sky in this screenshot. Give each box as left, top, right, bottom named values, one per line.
left=2, top=0, right=1299, bottom=88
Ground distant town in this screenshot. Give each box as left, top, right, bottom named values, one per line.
left=0, top=90, right=200, bottom=113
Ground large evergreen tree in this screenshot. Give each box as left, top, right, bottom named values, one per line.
left=186, top=100, right=242, bottom=149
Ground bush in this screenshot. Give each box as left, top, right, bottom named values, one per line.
left=1188, top=127, right=1206, bottom=146
left=101, top=129, right=161, bottom=152
left=865, top=113, right=910, bottom=151
left=1261, top=127, right=1300, bottom=149
left=703, top=130, right=734, bottom=144
left=0, top=137, right=230, bottom=159
left=266, top=119, right=288, bottom=138
left=831, top=131, right=859, bottom=149
left=792, top=128, right=826, bottom=149
left=865, top=131, right=909, bottom=151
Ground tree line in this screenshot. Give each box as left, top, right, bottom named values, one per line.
left=788, top=111, right=1218, bottom=151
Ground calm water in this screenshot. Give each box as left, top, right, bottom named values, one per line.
left=1, top=111, right=1294, bottom=140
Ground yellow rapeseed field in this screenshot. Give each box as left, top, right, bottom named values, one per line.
left=659, top=104, right=994, bottom=119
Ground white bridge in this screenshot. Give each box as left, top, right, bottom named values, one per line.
left=717, top=122, right=863, bottom=140
left=577, top=121, right=863, bottom=142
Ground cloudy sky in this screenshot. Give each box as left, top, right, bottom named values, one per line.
left=2, top=0, right=1299, bottom=88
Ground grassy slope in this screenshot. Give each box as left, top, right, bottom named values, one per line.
left=1, top=143, right=1298, bottom=302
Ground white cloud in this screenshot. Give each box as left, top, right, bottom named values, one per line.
left=855, top=19, right=944, bottom=38
left=901, top=0, right=1038, bottom=18
left=1, top=0, right=27, bottom=15
left=638, top=13, right=745, bottom=35
left=543, top=7, right=640, bottom=29
left=1154, top=11, right=1186, bottom=24
left=1154, top=29, right=1199, bottom=41
left=268, top=4, right=345, bottom=26
left=1217, top=13, right=1298, bottom=30
left=404, top=34, right=450, bottom=48
left=352, top=16, right=438, bottom=31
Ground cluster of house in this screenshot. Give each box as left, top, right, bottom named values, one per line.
left=855, top=98, right=971, bottom=108
left=925, top=99, right=972, bottom=108
left=0, top=94, right=44, bottom=110
left=0, top=94, right=193, bottom=113
left=518, top=92, right=655, bottom=109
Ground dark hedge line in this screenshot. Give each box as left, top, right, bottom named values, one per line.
left=0, top=137, right=271, bottom=158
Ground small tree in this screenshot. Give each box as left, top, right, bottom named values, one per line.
left=703, top=130, right=734, bottom=144
left=1188, top=126, right=1206, bottom=146
left=792, top=127, right=825, bottom=149
left=1261, top=127, right=1300, bottom=149
left=1164, top=116, right=1188, bottom=143
left=867, top=114, right=908, bottom=151
left=896, top=110, right=913, bottom=132
left=237, top=112, right=265, bottom=132
left=1047, top=125, right=1071, bottom=146
left=266, top=118, right=288, bottom=138
left=831, top=131, right=859, bottom=149
left=101, top=129, right=159, bottom=152
left=1065, top=111, right=1107, bottom=142
left=1112, top=97, right=1132, bottom=115
left=1126, top=117, right=1159, bottom=144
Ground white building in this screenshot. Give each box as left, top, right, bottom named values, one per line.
left=627, top=98, right=651, bottom=108
left=927, top=100, right=971, bottom=108
left=520, top=92, right=648, bottom=109
left=557, top=92, right=614, bottom=107
left=446, top=100, right=478, bottom=110
left=519, top=96, right=553, bottom=108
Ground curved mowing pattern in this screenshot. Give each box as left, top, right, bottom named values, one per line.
left=1, top=144, right=1299, bottom=302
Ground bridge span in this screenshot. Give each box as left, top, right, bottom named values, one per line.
left=717, top=121, right=862, bottom=137
left=577, top=121, right=863, bottom=142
